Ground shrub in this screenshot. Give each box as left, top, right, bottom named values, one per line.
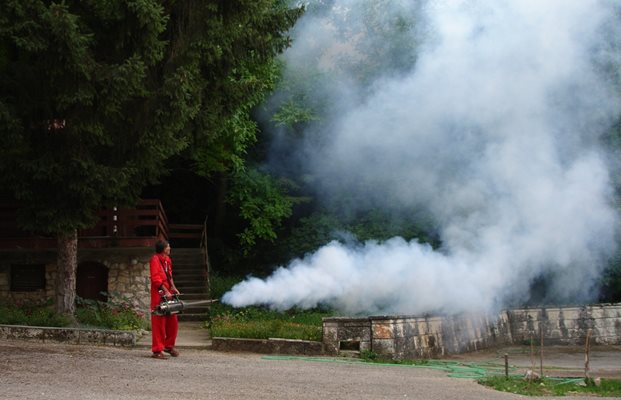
left=75, top=294, right=148, bottom=331
left=0, top=299, right=71, bottom=327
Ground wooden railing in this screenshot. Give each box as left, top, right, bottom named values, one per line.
left=200, top=216, right=211, bottom=297
left=80, top=199, right=169, bottom=239
left=0, top=199, right=170, bottom=249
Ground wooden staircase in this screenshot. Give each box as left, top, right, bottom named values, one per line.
left=171, top=248, right=212, bottom=321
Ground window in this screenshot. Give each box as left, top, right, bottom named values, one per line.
left=10, top=264, right=46, bottom=291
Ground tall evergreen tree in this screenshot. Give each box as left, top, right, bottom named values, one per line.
left=0, top=0, right=302, bottom=316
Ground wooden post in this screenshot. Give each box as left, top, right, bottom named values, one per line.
left=539, top=323, right=544, bottom=377
left=585, top=329, right=592, bottom=381
left=504, top=353, right=509, bottom=379
left=530, top=332, right=535, bottom=371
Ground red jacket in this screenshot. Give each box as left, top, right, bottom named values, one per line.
left=150, top=253, right=173, bottom=310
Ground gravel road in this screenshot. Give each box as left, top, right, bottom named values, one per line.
left=1, top=340, right=619, bottom=400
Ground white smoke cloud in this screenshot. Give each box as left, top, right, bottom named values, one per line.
left=223, top=0, right=621, bottom=315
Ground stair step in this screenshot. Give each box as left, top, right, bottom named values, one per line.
left=176, top=287, right=207, bottom=293
left=174, top=278, right=207, bottom=285
left=181, top=292, right=216, bottom=301
left=178, top=313, right=210, bottom=322
left=177, top=290, right=209, bottom=296
left=173, top=271, right=205, bottom=281
left=173, top=262, right=204, bottom=267
left=176, top=284, right=208, bottom=290
left=159, top=247, right=210, bottom=309
left=173, top=267, right=206, bottom=273
left=173, top=266, right=204, bottom=271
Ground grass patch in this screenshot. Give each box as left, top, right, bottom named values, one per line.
left=208, top=274, right=333, bottom=341
left=209, top=304, right=329, bottom=341
left=479, top=376, right=621, bottom=397
left=360, top=350, right=431, bottom=366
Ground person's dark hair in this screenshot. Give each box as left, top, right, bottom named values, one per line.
left=155, top=240, right=169, bottom=254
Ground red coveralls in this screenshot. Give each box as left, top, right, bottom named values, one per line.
left=150, top=253, right=178, bottom=353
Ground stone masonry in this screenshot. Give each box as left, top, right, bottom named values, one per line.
left=323, top=303, right=621, bottom=359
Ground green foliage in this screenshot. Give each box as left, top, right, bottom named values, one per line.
left=0, top=299, right=71, bottom=327
left=599, top=248, right=621, bottom=302
left=228, top=168, right=293, bottom=254
left=272, top=99, right=319, bottom=128
left=75, top=294, right=148, bottom=331
left=0, top=0, right=303, bottom=236
left=330, top=0, right=421, bottom=85
left=0, top=0, right=186, bottom=233
left=268, top=209, right=439, bottom=265
left=0, top=297, right=146, bottom=331
left=181, top=1, right=304, bottom=178
left=479, top=376, right=621, bottom=397
left=360, top=349, right=378, bottom=361
left=210, top=273, right=245, bottom=299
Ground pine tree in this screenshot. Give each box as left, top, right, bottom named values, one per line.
left=0, top=0, right=302, bottom=316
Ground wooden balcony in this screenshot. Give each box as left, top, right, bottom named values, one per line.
left=0, top=199, right=175, bottom=249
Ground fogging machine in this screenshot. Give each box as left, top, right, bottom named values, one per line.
left=152, top=293, right=218, bottom=316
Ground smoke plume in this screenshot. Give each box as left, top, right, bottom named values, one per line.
left=223, top=0, right=621, bottom=315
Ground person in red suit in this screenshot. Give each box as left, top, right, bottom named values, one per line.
left=150, top=239, right=180, bottom=359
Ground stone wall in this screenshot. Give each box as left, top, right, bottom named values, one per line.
left=212, top=337, right=324, bottom=356
left=0, top=250, right=55, bottom=304
left=322, top=317, right=371, bottom=355
left=79, top=248, right=152, bottom=312
left=323, top=303, right=621, bottom=359
left=0, top=248, right=152, bottom=313
left=0, top=324, right=137, bottom=346
left=503, top=303, right=621, bottom=346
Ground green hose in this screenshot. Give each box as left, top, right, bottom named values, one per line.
left=261, top=355, right=520, bottom=379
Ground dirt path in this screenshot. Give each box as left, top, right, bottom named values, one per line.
left=1, top=340, right=619, bottom=400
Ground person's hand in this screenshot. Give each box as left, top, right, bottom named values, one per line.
left=172, top=288, right=181, bottom=296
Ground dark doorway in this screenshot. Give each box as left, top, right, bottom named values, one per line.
left=77, top=262, right=108, bottom=302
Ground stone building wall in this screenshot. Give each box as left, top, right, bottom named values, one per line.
left=0, top=248, right=152, bottom=313
left=0, top=250, right=56, bottom=305
left=323, top=303, right=621, bottom=359
left=78, top=249, right=152, bottom=312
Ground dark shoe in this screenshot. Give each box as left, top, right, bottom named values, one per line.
left=152, top=352, right=168, bottom=359
left=164, top=348, right=179, bottom=357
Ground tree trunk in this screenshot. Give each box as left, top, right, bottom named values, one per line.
left=56, top=229, right=78, bottom=317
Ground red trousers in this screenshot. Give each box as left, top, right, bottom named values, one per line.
left=151, top=314, right=178, bottom=353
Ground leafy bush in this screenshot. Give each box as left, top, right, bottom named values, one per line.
left=0, top=300, right=71, bottom=327
left=76, top=294, right=148, bottom=331
left=0, top=295, right=146, bottom=331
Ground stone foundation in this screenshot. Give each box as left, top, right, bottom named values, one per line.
left=212, top=337, right=324, bottom=356
left=323, top=303, right=621, bottom=359
left=0, top=324, right=138, bottom=346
